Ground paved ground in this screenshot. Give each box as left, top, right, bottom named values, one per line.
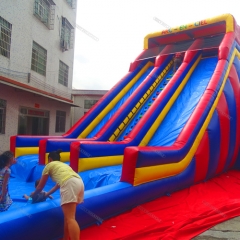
left=193, top=216, right=240, bottom=240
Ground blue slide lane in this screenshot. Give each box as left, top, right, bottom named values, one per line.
left=148, top=57, right=218, bottom=146
left=87, top=66, right=154, bottom=138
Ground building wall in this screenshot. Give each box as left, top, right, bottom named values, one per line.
left=0, top=0, right=77, bottom=153
left=0, top=0, right=76, bottom=96
left=0, top=84, right=71, bottom=152
left=71, top=90, right=108, bottom=125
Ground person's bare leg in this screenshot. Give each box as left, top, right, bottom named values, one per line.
left=63, top=217, right=69, bottom=240
left=62, top=203, right=79, bottom=240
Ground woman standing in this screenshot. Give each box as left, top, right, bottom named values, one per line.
left=0, top=151, right=16, bottom=212
left=30, top=149, right=84, bottom=240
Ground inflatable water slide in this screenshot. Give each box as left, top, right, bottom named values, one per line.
left=1, top=13, right=240, bottom=240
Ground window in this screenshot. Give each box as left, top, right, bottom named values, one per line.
left=0, top=99, right=6, bottom=134
left=0, top=16, right=12, bottom=58
left=84, top=100, right=98, bottom=109
left=58, top=61, right=69, bottom=87
left=66, top=0, right=76, bottom=8
left=18, top=107, right=49, bottom=135
left=31, top=41, right=47, bottom=76
left=60, top=17, right=74, bottom=51
left=33, top=0, right=55, bottom=29
left=55, top=110, right=66, bottom=132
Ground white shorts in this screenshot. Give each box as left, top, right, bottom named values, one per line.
left=60, top=177, right=84, bottom=205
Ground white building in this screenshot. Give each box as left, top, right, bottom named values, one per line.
left=0, top=0, right=78, bottom=152
left=71, top=89, right=108, bottom=125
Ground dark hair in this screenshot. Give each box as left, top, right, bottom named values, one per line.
left=0, top=151, right=14, bottom=170
left=48, top=149, right=62, bottom=161
left=35, top=179, right=40, bottom=188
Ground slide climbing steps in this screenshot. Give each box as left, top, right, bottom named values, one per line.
left=109, top=60, right=173, bottom=141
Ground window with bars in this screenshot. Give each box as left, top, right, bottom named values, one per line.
left=84, top=100, right=98, bottom=109
left=33, top=0, right=55, bottom=30
left=66, top=0, right=76, bottom=8
left=0, top=17, right=12, bottom=58
left=0, top=99, right=6, bottom=134
left=31, top=41, right=47, bottom=76
left=58, top=60, right=69, bottom=87
left=55, top=110, right=66, bottom=132
left=60, top=17, right=74, bottom=51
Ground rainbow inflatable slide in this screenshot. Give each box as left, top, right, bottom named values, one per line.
left=1, top=13, right=240, bottom=240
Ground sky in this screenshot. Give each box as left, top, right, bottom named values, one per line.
left=72, top=0, right=240, bottom=90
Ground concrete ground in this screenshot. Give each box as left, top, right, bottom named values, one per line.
left=193, top=216, right=240, bottom=240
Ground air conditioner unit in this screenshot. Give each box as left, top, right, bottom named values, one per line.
left=62, top=40, right=69, bottom=51
left=42, top=17, right=48, bottom=24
